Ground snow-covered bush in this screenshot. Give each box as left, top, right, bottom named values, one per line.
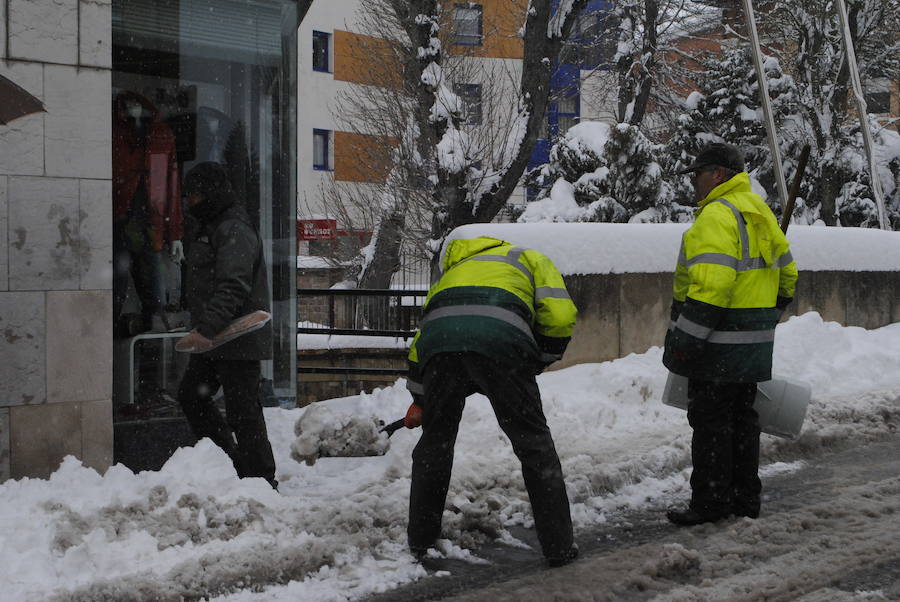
left=664, top=46, right=799, bottom=215
left=520, top=121, right=689, bottom=224
left=666, top=2, right=900, bottom=229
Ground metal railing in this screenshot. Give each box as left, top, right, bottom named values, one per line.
left=297, top=287, right=427, bottom=337
left=297, top=287, right=427, bottom=376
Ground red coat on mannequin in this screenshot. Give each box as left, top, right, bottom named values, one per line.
left=113, top=91, right=183, bottom=252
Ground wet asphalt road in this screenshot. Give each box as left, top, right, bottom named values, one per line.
left=364, top=433, right=900, bottom=602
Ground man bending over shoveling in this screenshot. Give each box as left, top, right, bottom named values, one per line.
left=403, top=236, right=579, bottom=568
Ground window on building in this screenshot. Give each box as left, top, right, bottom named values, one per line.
left=313, top=31, right=330, bottom=72
left=557, top=95, right=579, bottom=135
left=865, top=91, right=891, bottom=113
left=313, top=129, right=331, bottom=169
left=578, top=12, right=616, bottom=67
left=454, top=83, right=483, bottom=124
left=454, top=4, right=483, bottom=46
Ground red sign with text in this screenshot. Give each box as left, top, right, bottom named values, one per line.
left=298, top=219, right=337, bottom=241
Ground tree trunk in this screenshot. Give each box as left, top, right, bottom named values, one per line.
left=357, top=209, right=405, bottom=326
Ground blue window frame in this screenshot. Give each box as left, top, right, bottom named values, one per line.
left=313, top=129, right=331, bottom=170
left=454, top=4, right=483, bottom=46
left=454, top=83, right=483, bottom=124
left=313, top=31, right=330, bottom=72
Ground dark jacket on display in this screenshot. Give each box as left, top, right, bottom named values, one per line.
left=185, top=192, right=272, bottom=361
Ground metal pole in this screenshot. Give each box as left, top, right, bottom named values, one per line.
left=740, top=0, right=789, bottom=208
left=834, top=0, right=889, bottom=230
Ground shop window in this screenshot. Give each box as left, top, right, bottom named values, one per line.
left=454, top=4, right=483, bottom=46
left=454, top=83, right=482, bottom=125
left=313, top=31, right=331, bottom=72
left=111, top=0, right=300, bottom=469
left=313, top=129, right=331, bottom=170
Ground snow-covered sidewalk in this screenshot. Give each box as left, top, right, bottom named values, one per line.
left=2, top=312, right=899, bottom=601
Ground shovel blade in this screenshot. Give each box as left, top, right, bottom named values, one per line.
left=291, top=413, right=392, bottom=466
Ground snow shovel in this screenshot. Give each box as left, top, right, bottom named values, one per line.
left=290, top=406, right=410, bottom=466
left=175, top=310, right=271, bottom=353
left=661, top=372, right=810, bottom=439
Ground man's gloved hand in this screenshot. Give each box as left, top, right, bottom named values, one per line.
left=169, top=240, right=185, bottom=264
left=776, top=296, right=793, bottom=311
left=404, top=402, right=423, bottom=429
left=177, top=329, right=215, bottom=353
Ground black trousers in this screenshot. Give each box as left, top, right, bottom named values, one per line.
left=177, top=355, right=276, bottom=482
left=408, top=352, right=573, bottom=559
left=686, top=379, right=761, bottom=516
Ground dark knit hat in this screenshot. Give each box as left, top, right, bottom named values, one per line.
left=677, top=143, right=745, bottom=175
left=183, top=161, right=233, bottom=198
left=183, top=162, right=236, bottom=222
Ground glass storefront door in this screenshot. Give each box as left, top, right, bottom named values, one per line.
left=111, top=0, right=298, bottom=469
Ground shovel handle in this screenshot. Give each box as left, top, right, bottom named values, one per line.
left=381, top=418, right=406, bottom=437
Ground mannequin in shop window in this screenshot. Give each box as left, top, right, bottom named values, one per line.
left=113, top=90, right=184, bottom=335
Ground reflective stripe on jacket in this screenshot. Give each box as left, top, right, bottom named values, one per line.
left=406, top=237, right=577, bottom=396
left=663, top=172, right=798, bottom=382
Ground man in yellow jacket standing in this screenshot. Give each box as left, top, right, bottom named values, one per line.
left=664, top=143, right=798, bottom=526
left=403, top=236, right=579, bottom=567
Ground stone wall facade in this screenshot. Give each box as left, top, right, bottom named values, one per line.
left=0, top=0, right=113, bottom=480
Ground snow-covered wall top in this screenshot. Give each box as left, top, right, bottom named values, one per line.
left=445, top=223, right=900, bottom=275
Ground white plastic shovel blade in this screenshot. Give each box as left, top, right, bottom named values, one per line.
left=662, top=371, right=811, bottom=440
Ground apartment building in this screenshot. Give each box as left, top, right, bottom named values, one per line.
left=297, top=0, right=539, bottom=256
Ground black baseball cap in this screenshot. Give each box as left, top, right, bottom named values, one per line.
left=677, top=142, right=745, bottom=175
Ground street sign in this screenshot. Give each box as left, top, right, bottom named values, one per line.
left=298, top=219, right=337, bottom=241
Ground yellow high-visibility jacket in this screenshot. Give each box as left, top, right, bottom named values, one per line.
left=407, top=236, right=577, bottom=397
left=663, top=172, right=798, bottom=382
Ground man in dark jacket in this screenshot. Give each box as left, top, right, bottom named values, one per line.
left=176, top=162, right=277, bottom=488
left=403, top=236, right=579, bottom=567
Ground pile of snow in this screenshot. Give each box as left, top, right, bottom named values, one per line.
left=1, top=313, right=899, bottom=600
left=290, top=404, right=390, bottom=465
left=445, top=222, right=900, bottom=274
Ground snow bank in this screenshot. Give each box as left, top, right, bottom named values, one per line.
left=445, top=222, right=900, bottom=274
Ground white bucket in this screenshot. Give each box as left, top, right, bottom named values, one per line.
left=661, top=372, right=811, bottom=440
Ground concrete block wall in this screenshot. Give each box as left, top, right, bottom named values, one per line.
left=558, top=270, right=900, bottom=370
left=0, top=0, right=113, bottom=480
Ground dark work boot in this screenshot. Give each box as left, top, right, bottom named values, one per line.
left=409, top=545, right=430, bottom=562
left=666, top=507, right=731, bottom=526
left=547, top=544, right=579, bottom=568
left=732, top=505, right=759, bottom=519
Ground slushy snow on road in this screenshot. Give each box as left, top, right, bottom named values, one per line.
left=1, top=312, right=898, bottom=601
